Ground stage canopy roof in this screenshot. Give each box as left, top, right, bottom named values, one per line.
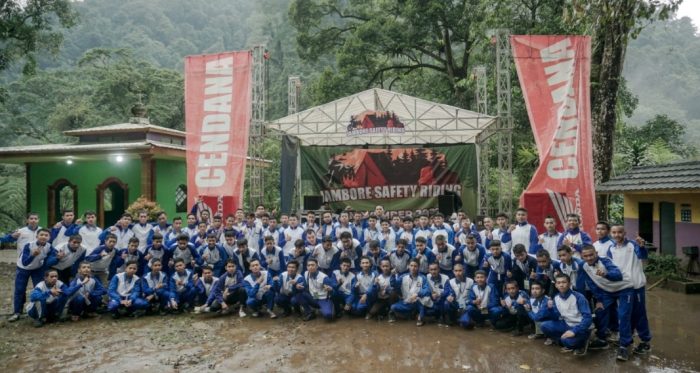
left=269, top=88, right=497, bottom=146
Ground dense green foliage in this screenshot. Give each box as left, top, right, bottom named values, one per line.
left=0, top=0, right=697, bottom=232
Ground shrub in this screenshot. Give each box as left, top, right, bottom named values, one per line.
left=645, top=253, right=687, bottom=281
left=126, top=196, right=164, bottom=222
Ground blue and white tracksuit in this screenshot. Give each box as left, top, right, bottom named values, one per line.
left=243, top=270, right=275, bottom=312
left=67, top=275, right=106, bottom=316
left=14, top=241, right=57, bottom=315
left=541, top=289, right=593, bottom=349
left=608, top=239, right=651, bottom=343
left=390, top=273, right=430, bottom=319
left=108, top=272, right=148, bottom=314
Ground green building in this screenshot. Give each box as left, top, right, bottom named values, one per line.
left=0, top=113, right=189, bottom=227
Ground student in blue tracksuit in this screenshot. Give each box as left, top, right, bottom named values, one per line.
left=1, top=212, right=41, bottom=255
left=108, top=260, right=148, bottom=318
left=431, top=213, right=455, bottom=246
left=350, top=257, right=376, bottom=317
left=204, top=260, right=246, bottom=317
left=169, top=258, right=196, bottom=311
left=365, top=240, right=387, bottom=273
left=52, top=234, right=88, bottom=284
left=388, top=258, right=431, bottom=326
left=367, top=258, right=396, bottom=320
left=9, top=228, right=57, bottom=322
left=169, top=234, right=202, bottom=272
left=189, top=222, right=209, bottom=249
left=578, top=244, right=634, bottom=361
left=541, top=273, right=593, bottom=356
left=143, top=233, right=171, bottom=274
left=534, top=249, right=561, bottom=297
left=525, top=280, right=551, bottom=341
left=243, top=259, right=276, bottom=318
left=50, top=209, right=79, bottom=248
left=287, top=239, right=310, bottom=274
left=141, top=258, right=175, bottom=314
left=232, top=238, right=261, bottom=276
left=556, top=213, right=593, bottom=256
left=388, top=239, right=411, bottom=276
left=432, top=235, right=458, bottom=277
left=557, top=245, right=585, bottom=291
left=424, top=262, right=448, bottom=324
left=332, top=258, right=356, bottom=316
left=260, top=235, right=286, bottom=277
left=442, top=263, right=474, bottom=327
left=457, top=235, right=486, bottom=279
left=412, top=236, right=436, bottom=275
left=300, top=258, right=336, bottom=321
left=199, top=234, right=227, bottom=277
left=84, top=233, right=120, bottom=285
left=312, top=236, right=338, bottom=275
left=273, top=261, right=305, bottom=317
left=508, top=244, right=537, bottom=291
left=336, top=232, right=363, bottom=272
left=194, top=265, right=218, bottom=307
left=99, top=213, right=135, bottom=250
left=26, top=269, right=80, bottom=327
left=506, top=208, right=539, bottom=254
left=494, top=280, right=530, bottom=336
left=67, top=262, right=106, bottom=321
left=481, top=240, right=512, bottom=296
left=462, top=270, right=501, bottom=328
left=115, top=237, right=146, bottom=276
left=609, top=225, right=652, bottom=356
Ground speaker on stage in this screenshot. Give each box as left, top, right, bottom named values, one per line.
left=303, top=195, right=323, bottom=210
left=438, top=194, right=455, bottom=216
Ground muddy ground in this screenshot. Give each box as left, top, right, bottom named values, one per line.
left=0, top=256, right=698, bottom=372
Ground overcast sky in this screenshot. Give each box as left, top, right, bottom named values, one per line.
left=676, top=1, right=699, bottom=31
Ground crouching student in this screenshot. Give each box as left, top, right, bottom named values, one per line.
left=541, top=273, right=593, bottom=356
left=194, top=265, right=219, bottom=307
left=332, top=258, right=356, bottom=317
left=351, top=257, right=376, bottom=317
left=462, top=270, right=501, bottom=328
left=67, top=262, right=107, bottom=321
left=495, top=280, right=530, bottom=336
left=273, top=261, right=305, bottom=317
left=524, top=280, right=551, bottom=343
left=367, top=258, right=395, bottom=320
left=170, top=258, right=196, bottom=311
left=443, top=263, right=473, bottom=327
left=243, top=259, right=277, bottom=318
left=108, top=260, right=148, bottom=319
left=424, top=262, right=448, bottom=325
left=204, top=260, right=246, bottom=317
left=388, top=259, right=430, bottom=326
left=301, top=258, right=336, bottom=321
left=27, top=269, right=78, bottom=327
left=141, top=258, right=175, bottom=314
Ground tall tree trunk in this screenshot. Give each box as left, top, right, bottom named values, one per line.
left=590, top=2, right=632, bottom=221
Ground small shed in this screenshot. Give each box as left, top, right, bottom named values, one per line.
left=597, top=161, right=700, bottom=257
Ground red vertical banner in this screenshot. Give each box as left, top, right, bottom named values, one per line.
left=511, top=35, right=598, bottom=233
left=185, top=51, right=252, bottom=217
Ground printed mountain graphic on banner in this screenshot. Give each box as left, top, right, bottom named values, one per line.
left=347, top=110, right=405, bottom=136
left=325, top=148, right=460, bottom=188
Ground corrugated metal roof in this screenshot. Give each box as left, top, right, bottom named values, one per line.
left=63, top=123, right=185, bottom=138
left=597, top=160, right=700, bottom=193
left=0, top=140, right=183, bottom=154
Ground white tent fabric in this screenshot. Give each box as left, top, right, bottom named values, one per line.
left=269, top=88, right=497, bottom=146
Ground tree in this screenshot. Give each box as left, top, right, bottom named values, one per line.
left=568, top=0, right=682, bottom=219
left=0, top=0, right=76, bottom=79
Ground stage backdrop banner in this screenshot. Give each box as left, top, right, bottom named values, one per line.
left=511, top=35, right=597, bottom=232
left=185, top=51, right=252, bottom=217
left=300, top=145, right=477, bottom=217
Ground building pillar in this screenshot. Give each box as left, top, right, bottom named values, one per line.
left=140, top=154, right=155, bottom=200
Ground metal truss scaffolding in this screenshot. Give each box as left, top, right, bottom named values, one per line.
left=473, top=65, right=491, bottom=217
left=288, top=76, right=301, bottom=115
left=249, top=45, right=266, bottom=208
left=495, top=29, right=514, bottom=217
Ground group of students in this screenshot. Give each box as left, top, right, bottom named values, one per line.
left=1, top=204, right=651, bottom=361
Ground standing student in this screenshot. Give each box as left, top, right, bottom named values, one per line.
left=67, top=262, right=106, bottom=321
left=388, top=259, right=430, bottom=326
left=541, top=273, right=593, bottom=356
left=242, top=213, right=263, bottom=253
left=169, top=258, right=196, bottom=311
left=100, top=213, right=135, bottom=250
left=558, top=245, right=584, bottom=291
left=481, top=240, right=512, bottom=296
left=26, top=269, right=79, bottom=327
left=478, top=217, right=494, bottom=247
left=462, top=270, right=501, bottom=328
left=495, top=280, right=530, bottom=336
left=505, top=208, right=538, bottom=254
left=509, top=244, right=537, bottom=291
left=578, top=245, right=633, bottom=361
left=431, top=213, right=454, bottom=245
left=78, top=211, right=102, bottom=254
left=205, top=260, right=246, bottom=317
left=273, top=261, right=305, bottom=317
left=532, top=216, right=561, bottom=257
left=300, top=258, right=336, bottom=321
left=52, top=234, right=88, bottom=284
left=350, top=257, right=376, bottom=317
left=243, top=259, right=277, bottom=318
left=151, top=211, right=171, bottom=238
left=593, top=221, right=615, bottom=259
left=361, top=215, right=381, bottom=250
left=260, top=235, right=286, bottom=277
left=283, top=215, right=305, bottom=255
left=333, top=212, right=358, bottom=241
left=609, top=225, right=652, bottom=355
left=318, top=212, right=336, bottom=241
left=557, top=213, right=593, bottom=256
left=165, top=217, right=185, bottom=247
left=141, top=259, right=175, bottom=314
left=85, top=233, right=120, bottom=284
left=379, top=220, right=397, bottom=252
left=492, top=213, right=513, bottom=254
left=287, top=239, right=310, bottom=274
left=399, top=217, right=417, bottom=253
left=182, top=214, right=198, bottom=238
left=525, top=280, right=551, bottom=342
left=131, top=210, right=154, bottom=253
left=50, top=209, right=79, bottom=248
left=9, top=228, right=57, bottom=322
left=108, top=260, right=148, bottom=318
left=190, top=222, right=209, bottom=248
left=443, top=263, right=473, bottom=327
left=1, top=212, right=41, bottom=255
left=457, top=235, right=486, bottom=279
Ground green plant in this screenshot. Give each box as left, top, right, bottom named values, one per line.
left=645, top=253, right=687, bottom=281
left=126, top=196, right=164, bottom=222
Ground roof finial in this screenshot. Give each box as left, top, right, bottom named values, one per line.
left=129, top=92, right=149, bottom=124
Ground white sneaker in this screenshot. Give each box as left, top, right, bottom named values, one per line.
left=544, top=338, right=553, bottom=346
left=269, top=311, right=278, bottom=319
left=239, top=308, right=247, bottom=318
left=7, top=314, right=19, bottom=322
